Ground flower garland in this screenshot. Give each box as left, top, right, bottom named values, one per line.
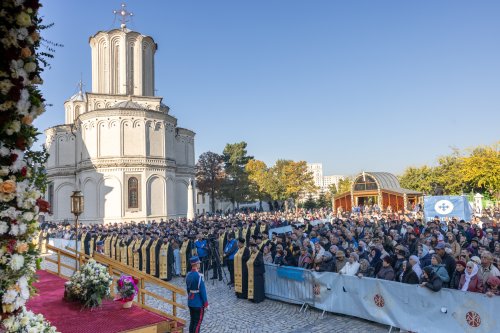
left=0, top=0, right=55, bottom=330
left=2, top=306, right=57, bottom=333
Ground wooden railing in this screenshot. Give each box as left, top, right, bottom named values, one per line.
left=44, top=244, right=186, bottom=327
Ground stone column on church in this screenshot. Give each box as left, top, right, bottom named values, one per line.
left=187, top=178, right=195, bottom=221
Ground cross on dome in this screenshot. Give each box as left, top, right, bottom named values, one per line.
left=113, top=3, right=133, bottom=29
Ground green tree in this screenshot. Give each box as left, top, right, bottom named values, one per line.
left=317, top=193, right=329, bottom=208
left=337, top=177, right=353, bottom=194
left=328, top=183, right=338, bottom=196
left=196, top=151, right=225, bottom=213
left=398, top=165, right=438, bottom=194
left=220, top=142, right=254, bottom=210
left=462, top=142, right=500, bottom=198
left=246, top=159, right=271, bottom=210
left=303, top=195, right=317, bottom=210
left=435, top=148, right=466, bottom=194
left=266, top=160, right=316, bottom=211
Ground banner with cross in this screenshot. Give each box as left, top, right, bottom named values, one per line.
left=423, top=195, right=473, bottom=222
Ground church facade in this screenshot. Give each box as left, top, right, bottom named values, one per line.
left=44, top=26, right=196, bottom=224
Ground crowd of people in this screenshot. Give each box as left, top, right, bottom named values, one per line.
left=41, top=206, right=500, bottom=301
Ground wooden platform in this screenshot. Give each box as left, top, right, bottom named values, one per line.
left=27, top=270, right=182, bottom=333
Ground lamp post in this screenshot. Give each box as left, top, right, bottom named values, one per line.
left=70, top=190, right=84, bottom=271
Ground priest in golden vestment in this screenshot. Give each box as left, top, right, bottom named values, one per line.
left=148, top=232, right=161, bottom=278
left=179, top=236, right=193, bottom=277
left=104, top=231, right=112, bottom=257
left=233, top=237, right=250, bottom=299
left=127, top=234, right=138, bottom=267
left=133, top=234, right=143, bottom=270
left=158, top=235, right=174, bottom=281
left=120, top=234, right=128, bottom=265
left=246, top=240, right=265, bottom=303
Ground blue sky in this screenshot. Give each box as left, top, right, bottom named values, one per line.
left=36, top=1, right=500, bottom=176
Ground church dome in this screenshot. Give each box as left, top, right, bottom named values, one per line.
left=112, top=100, right=145, bottom=109
left=69, top=91, right=86, bottom=102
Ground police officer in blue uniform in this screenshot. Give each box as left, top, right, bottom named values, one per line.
left=186, top=256, right=208, bottom=333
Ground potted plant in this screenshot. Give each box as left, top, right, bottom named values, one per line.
left=115, top=275, right=138, bottom=308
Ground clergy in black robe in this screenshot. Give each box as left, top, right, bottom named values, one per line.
left=89, top=232, right=97, bottom=257
left=247, top=241, right=265, bottom=303
left=158, top=236, right=174, bottom=281
left=234, top=238, right=250, bottom=299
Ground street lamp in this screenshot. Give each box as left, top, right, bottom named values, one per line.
left=70, top=190, right=84, bottom=271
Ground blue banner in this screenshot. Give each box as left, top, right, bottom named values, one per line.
left=276, top=265, right=305, bottom=282
left=423, top=195, right=472, bottom=221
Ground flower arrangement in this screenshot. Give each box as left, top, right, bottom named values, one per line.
left=1, top=0, right=56, bottom=329
left=115, top=275, right=138, bottom=303
left=65, top=259, right=112, bottom=309
left=1, top=306, right=58, bottom=333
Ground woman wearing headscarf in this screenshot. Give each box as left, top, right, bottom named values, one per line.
left=420, top=266, right=443, bottom=292
left=369, top=248, right=383, bottom=277
left=408, top=255, right=422, bottom=280
left=401, top=257, right=420, bottom=285
left=459, top=261, right=483, bottom=293
left=450, top=260, right=466, bottom=290
left=357, top=259, right=374, bottom=278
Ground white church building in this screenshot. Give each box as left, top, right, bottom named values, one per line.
left=44, top=22, right=196, bottom=224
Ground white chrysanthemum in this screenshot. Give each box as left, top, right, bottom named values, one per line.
left=15, top=27, right=29, bottom=41
left=22, top=211, right=34, bottom=221
left=2, top=314, right=15, bottom=328
left=2, top=289, right=18, bottom=304
left=0, top=144, right=11, bottom=156
left=18, top=222, right=27, bottom=235
left=9, top=224, right=19, bottom=236
left=10, top=157, right=26, bottom=173
left=10, top=253, right=25, bottom=270
left=0, top=207, right=21, bottom=219
left=0, top=221, right=9, bottom=234
left=5, top=120, right=21, bottom=135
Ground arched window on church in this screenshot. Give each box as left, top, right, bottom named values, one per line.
left=128, top=177, right=139, bottom=208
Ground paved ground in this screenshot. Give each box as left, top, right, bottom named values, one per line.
left=42, top=254, right=390, bottom=333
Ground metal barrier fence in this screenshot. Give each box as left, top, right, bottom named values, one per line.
left=264, top=264, right=499, bottom=333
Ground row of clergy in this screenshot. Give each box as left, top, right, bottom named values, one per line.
left=77, top=226, right=275, bottom=281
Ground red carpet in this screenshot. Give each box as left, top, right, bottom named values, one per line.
left=27, top=270, right=169, bottom=333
